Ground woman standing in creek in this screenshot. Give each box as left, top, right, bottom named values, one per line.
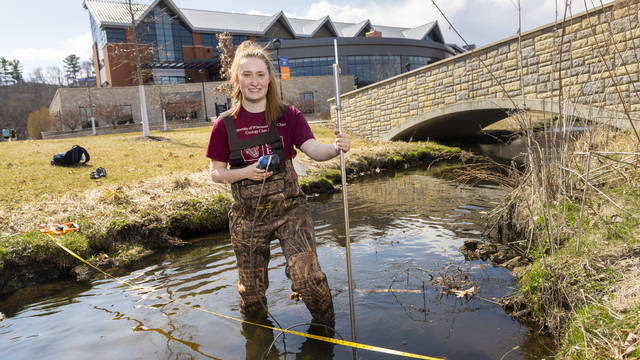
left=206, top=41, right=350, bottom=327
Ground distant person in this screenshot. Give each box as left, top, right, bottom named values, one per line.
left=2, top=128, right=8, bottom=142
left=185, top=116, right=191, bottom=122
left=10, top=129, right=16, bottom=142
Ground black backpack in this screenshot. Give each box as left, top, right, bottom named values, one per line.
left=51, top=145, right=90, bottom=166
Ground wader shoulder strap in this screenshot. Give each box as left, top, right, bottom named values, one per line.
left=222, top=107, right=288, bottom=168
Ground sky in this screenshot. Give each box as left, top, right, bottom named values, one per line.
left=0, top=0, right=607, bottom=81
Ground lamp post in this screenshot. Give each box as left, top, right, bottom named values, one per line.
left=86, top=85, right=96, bottom=136
left=272, top=38, right=283, bottom=101
left=200, top=69, right=208, bottom=121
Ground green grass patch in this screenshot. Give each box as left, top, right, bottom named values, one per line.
left=558, top=302, right=640, bottom=359
left=0, top=230, right=91, bottom=269
left=0, top=126, right=214, bottom=206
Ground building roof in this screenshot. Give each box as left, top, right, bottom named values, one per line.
left=84, top=0, right=445, bottom=42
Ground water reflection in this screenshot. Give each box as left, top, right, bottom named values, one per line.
left=94, top=306, right=221, bottom=360
left=0, top=166, right=553, bottom=359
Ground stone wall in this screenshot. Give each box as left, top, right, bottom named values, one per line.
left=49, top=75, right=354, bottom=137
left=49, top=82, right=229, bottom=126
left=41, top=120, right=212, bottom=140
left=281, top=75, right=354, bottom=116
left=330, top=1, right=640, bottom=140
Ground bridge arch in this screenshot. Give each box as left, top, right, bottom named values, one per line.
left=383, top=98, right=631, bottom=141
left=329, top=2, right=640, bottom=142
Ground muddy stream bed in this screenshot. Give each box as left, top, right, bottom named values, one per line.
left=0, top=165, right=552, bottom=359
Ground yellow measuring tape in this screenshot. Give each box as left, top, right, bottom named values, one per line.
left=48, top=234, right=445, bottom=360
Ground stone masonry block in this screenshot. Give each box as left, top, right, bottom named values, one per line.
left=576, top=29, right=593, bottom=40
left=521, top=38, right=534, bottom=48
left=456, top=90, right=469, bottom=101
left=523, top=73, right=539, bottom=86
left=494, top=54, right=508, bottom=63
left=466, top=61, right=480, bottom=72
left=577, top=74, right=590, bottom=83
left=535, top=39, right=554, bottom=52
left=582, top=80, right=605, bottom=95
left=616, top=50, right=638, bottom=66
left=444, top=95, right=456, bottom=105
left=538, top=52, right=553, bottom=63
left=503, top=59, right=518, bottom=70
left=521, top=47, right=536, bottom=59
left=527, top=56, right=540, bottom=66
left=569, top=23, right=583, bottom=33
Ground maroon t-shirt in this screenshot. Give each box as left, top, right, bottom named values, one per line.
left=206, top=105, right=314, bottom=165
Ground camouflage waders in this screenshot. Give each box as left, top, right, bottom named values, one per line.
left=229, top=159, right=335, bottom=325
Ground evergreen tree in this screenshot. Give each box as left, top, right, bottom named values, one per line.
left=63, top=54, right=81, bottom=86
left=0, top=57, right=11, bottom=85
left=9, top=59, right=23, bottom=84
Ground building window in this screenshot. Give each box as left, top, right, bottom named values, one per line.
left=155, top=76, right=186, bottom=85
left=200, top=33, right=220, bottom=56
left=121, top=105, right=133, bottom=123
left=347, top=55, right=401, bottom=86
left=79, top=106, right=96, bottom=129
left=80, top=106, right=94, bottom=120
left=162, top=91, right=202, bottom=120
left=105, top=28, right=126, bottom=43
left=287, top=57, right=333, bottom=77
left=406, top=56, right=433, bottom=71
left=136, top=4, right=193, bottom=62
left=298, top=92, right=314, bottom=114
left=89, top=14, right=106, bottom=68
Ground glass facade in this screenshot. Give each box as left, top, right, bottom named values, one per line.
left=136, top=4, right=193, bottom=62
left=347, top=55, right=401, bottom=86
left=287, top=57, right=333, bottom=77
left=89, top=14, right=106, bottom=70
left=200, top=33, right=219, bottom=56
left=299, top=92, right=314, bottom=114
left=88, top=2, right=451, bottom=87
left=155, top=76, right=187, bottom=85
left=79, top=106, right=93, bottom=122
left=105, top=28, right=126, bottom=43
left=407, top=56, right=433, bottom=71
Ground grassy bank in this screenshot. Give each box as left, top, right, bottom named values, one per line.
left=0, top=125, right=461, bottom=295
left=491, top=128, right=640, bottom=359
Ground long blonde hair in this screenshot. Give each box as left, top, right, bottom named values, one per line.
left=229, top=41, right=284, bottom=124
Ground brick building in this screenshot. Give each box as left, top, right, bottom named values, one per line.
left=84, top=0, right=456, bottom=89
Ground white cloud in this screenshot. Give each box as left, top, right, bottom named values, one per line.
left=247, top=9, right=271, bottom=16
left=303, top=0, right=605, bottom=46
left=8, top=31, right=93, bottom=77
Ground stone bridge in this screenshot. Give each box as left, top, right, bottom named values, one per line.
left=330, top=1, right=640, bottom=140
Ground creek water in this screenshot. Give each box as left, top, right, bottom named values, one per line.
left=0, top=165, right=552, bottom=359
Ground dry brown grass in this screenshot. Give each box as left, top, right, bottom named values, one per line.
left=0, top=125, right=451, bottom=236
left=0, top=127, right=214, bottom=206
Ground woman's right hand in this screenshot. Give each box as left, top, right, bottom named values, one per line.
left=243, top=163, right=273, bottom=181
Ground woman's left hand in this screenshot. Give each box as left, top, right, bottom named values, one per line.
left=334, top=130, right=350, bottom=153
